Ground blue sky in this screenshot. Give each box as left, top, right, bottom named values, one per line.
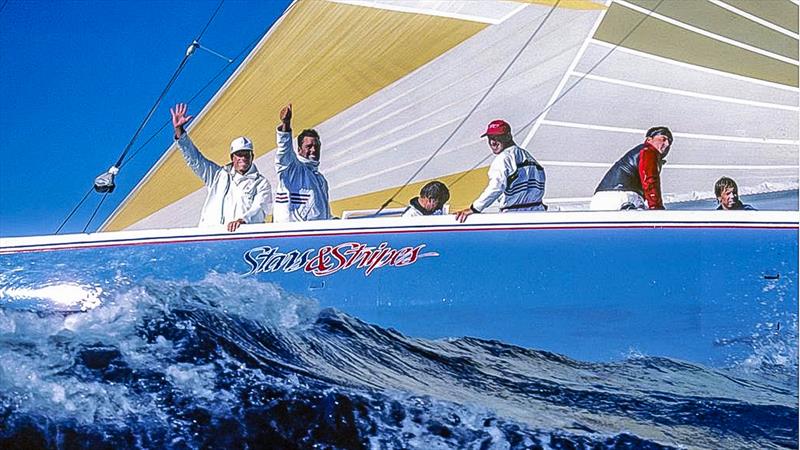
left=0, top=0, right=291, bottom=237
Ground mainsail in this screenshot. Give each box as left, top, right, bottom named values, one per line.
left=101, top=0, right=799, bottom=231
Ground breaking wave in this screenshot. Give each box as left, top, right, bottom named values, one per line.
left=0, top=275, right=797, bottom=449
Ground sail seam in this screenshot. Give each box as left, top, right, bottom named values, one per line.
left=589, top=39, right=800, bottom=92
left=706, top=0, right=799, bottom=39
left=326, top=0, right=517, bottom=24
left=540, top=119, right=800, bottom=145
left=571, top=71, right=800, bottom=111
left=521, top=0, right=612, bottom=149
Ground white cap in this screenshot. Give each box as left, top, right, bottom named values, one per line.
left=230, top=136, right=254, bottom=154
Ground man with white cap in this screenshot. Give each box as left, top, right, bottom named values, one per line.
left=455, top=119, right=546, bottom=223
left=274, top=103, right=331, bottom=222
left=590, top=126, right=673, bottom=210
left=171, top=103, right=272, bottom=231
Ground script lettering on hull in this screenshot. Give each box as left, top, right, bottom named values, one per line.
left=244, top=242, right=438, bottom=277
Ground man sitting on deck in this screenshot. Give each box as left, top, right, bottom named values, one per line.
left=403, top=181, right=450, bottom=217
left=171, top=103, right=272, bottom=232
left=590, top=126, right=673, bottom=211
left=455, top=119, right=546, bottom=223
left=274, top=104, right=331, bottom=222
left=715, top=177, right=756, bottom=210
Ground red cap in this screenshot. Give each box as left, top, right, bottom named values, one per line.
left=481, top=119, right=511, bottom=137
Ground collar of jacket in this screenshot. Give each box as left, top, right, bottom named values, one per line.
left=296, top=153, right=320, bottom=169
left=716, top=200, right=746, bottom=210
left=409, top=196, right=439, bottom=216
left=641, top=142, right=667, bottom=166
left=225, top=162, right=261, bottom=180
left=501, top=144, right=519, bottom=154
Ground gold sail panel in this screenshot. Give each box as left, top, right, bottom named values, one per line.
left=594, top=2, right=799, bottom=87
left=719, top=0, right=798, bottom=34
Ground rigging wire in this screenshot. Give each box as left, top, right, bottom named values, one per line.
left=374, top=0, right=562, bottom=215
left=119, top=0, right=303, bottom=170
left=447, top=0, right=665, bottom=191
left=55, top=0, right=226, bottom=234
left=0, top=0, right=9, bottom=16
left=119, top=21, right=271, bottom=169
left=195, top=0, right=225, bottom=41
left=110, top=46, right=195, bottom=171
left=82, top=192, right=110, bottom=233
left=54, top=187, right=94, bottom=235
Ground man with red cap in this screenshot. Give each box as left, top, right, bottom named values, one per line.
left=590, top=126, right=673, bottom=210
left=455, top=120, right=546, bottom=223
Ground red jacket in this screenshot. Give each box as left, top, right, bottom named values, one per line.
left=594, top=142, right=664, bottom=209
left=638, top=144, right=664, bottom=209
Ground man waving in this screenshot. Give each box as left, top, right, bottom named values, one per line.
left=171, top=103, right=272, bottom=231
left=274, top=104, right=331, bottom=222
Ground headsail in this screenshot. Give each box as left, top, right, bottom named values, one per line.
left=102, top=0, right=799, bottom=231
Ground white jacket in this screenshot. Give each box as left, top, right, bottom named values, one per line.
left=472, top=145, right=546, bottom=212
left=177, top=134, right=272, bottom=227
left=274, top=130, right=331, bottom=222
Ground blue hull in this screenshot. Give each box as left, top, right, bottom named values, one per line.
left=1, top=211, right=797, bottom=448
left=2, top=211, right=796, bottom=366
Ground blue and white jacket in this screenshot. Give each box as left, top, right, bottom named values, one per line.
left=177, top=134, right=272, bottom=228
left=274, top=129, right=331, bottom=222
left=472, top=145, right=546, bottom=212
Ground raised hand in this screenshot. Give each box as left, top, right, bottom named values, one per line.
left=278, top=103, right=292, bottom=132
left=171, top=103, right=193, bottom=138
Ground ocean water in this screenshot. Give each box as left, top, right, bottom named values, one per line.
left=0, top=274, right=796, bottom=449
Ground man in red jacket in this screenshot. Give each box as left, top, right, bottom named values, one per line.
left=590, top=126, right=673, bottom=210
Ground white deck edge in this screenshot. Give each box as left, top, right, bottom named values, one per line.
left=3, top=211, right=798, bottom=254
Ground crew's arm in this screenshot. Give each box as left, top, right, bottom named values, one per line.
left=275, top=103, right=297, bottom=173
left=455, top=156, right=508, bottom=222
left=176, top=133, right=222, bottom=187
left=171, top=103, right=221, bottom=186
left=471, top=156, right=509, bottom=212
left=275, top=129, right=298, bottom=173
left=638, top=148, right=664, bottom=209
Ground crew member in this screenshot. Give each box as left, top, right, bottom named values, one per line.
left=403, top=181, right=450, bottom=217
left=455, top=119, right=546, bottom=223
left=590, top=126, right=673, bottom=210
left=715, top=177, right=756, bottom=210
left=171, top=103, right=272, bottom=231
left=274, top=104, right=331, bottom=222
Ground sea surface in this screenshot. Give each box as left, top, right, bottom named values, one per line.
left=0, top=274, right=796, bottom=449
